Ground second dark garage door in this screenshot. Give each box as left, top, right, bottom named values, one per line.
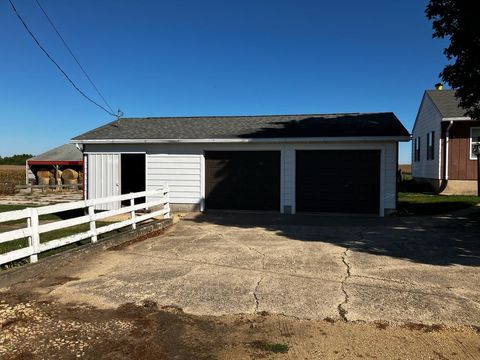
left=296, top=150, right=381, bottom=214
left=205, top=151, right=280, bottom=211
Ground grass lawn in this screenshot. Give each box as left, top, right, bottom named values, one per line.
left=398, top=192, right=480, bottom=215
left=0, top=204, right=115, bottom=267
left=0, top=204, right=63, bottom=225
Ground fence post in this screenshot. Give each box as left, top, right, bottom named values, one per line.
left=29, top=208, right=40, bottom=263
left=164, top=186, right=171, bottom=219
left=88, top=205, right=97, bottom=243
left=130, top=193, right=137, bottom=230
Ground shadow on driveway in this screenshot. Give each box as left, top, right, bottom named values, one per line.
left=188, top=211, right=480, bottom=267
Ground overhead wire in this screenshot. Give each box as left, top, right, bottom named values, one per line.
left=7, top=0, right=117, bottom=117
left=33, top=0, right=115, bottom=115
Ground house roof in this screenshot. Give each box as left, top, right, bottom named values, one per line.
left=425, top=90, right=469, bottom=118
left=72, top=112, right=410, bottom=141
left=28, top=144, right=83, bottom=163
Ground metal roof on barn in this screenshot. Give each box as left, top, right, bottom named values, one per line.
left=28, top=144, right=83, bottom=163
left=72, top=112, right=410, bottom=141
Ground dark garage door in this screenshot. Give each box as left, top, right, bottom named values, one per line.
left=296, top=150, right=380, bottom=214
left=205, top=151, right=280, bottom=211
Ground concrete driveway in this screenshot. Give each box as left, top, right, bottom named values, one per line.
left=47, top=211, right=480, bottom=327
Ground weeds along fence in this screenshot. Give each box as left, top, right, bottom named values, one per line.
left=0, top=167, right=25, bottom=195
left=0, top=188, right=170, bottom=266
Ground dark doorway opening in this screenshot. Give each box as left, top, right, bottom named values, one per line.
left=296, top=150, right=380, bottom=214
left=121, top=154, right=146, bottom=205
left=205, top=151, right=281, bottom=211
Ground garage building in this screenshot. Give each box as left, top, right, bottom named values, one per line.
left=71, top=113, right=410, bottom=216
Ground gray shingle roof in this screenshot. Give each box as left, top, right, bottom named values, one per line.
left=29, top=144, right=83, bottom=162
left=426, top=90, right=469, bottom=118
left=72, top=112, right=409, bottom=141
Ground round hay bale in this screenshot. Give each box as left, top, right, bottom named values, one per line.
left=36, top=170, right=52, bottom=179
left=38, top=177, right=50, bottom=185
left=62, top=168, right=78, bottom=181
left=63, top=178, right=78, bottom=185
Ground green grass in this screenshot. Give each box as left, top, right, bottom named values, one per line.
left=398, top=192, right=480, bottom=215
left=0, top=204, right=64, bottom=226
left=0, top=203, right=115, bottom=267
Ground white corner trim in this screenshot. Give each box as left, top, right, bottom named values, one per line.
left=470, top=127, right=480, bottom=161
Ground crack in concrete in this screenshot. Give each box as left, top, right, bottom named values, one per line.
left=252, top=276, right=263, bottom=313
left=337, top=247, right=351, bottom=322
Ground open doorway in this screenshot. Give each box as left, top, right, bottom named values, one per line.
left=121, top=154, right=146, bottom=205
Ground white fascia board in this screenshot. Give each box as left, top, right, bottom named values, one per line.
left=441, top=116, right=472, bottom=121
left=71, top=136, right=411, bottom=145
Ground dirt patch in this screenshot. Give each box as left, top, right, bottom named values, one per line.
left=402, top=322, right=445, bottom=333
left=107, top=228, right=167, bottom=251
left=36, top=276, right=81, bottom=288
left=1, top=290, right=479, bottom=360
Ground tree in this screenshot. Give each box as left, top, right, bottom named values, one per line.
left=426, top=0, right=480, bottom=119
left=0, top=154, right=33, bottom=165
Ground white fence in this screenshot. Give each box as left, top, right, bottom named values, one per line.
left=0, top=188, right=170, bottom=266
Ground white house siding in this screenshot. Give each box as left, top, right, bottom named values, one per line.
left=84, top=141, right=399, bottom=216
left=412, top=94, right=442, bottom=179
left=147, top=154, right=202, bottom=205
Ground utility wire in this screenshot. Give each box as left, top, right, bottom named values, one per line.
left=8, top=0, right=117, bottom=117
left=34, top=0, right=115, bottom=115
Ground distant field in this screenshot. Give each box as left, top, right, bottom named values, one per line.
left=399, top=164, right=411, bottom=174
left=0, top=165, right=25, bottom=171
left=0, top=165, right=25, bottom=195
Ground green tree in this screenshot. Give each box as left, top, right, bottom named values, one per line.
left=0, top=154, right=33, bottom=165
left=426, top=0, right=480, bottom=119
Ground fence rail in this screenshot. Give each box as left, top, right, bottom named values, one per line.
left=0, top=188, right=170, bottom=266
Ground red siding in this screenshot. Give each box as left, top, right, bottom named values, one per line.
left=447, top=122, right=478, bottom=180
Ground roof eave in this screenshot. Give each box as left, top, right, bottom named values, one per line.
left=71, top=136, right=411, bottom=144
left=441, top=116, right=472, bottom=121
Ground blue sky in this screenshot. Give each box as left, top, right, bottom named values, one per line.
left=0, top=0, right=448, bottom=163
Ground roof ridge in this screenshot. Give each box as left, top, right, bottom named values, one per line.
left=117, top=112, right=394, bottom=121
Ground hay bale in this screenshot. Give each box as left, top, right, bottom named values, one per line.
left=62, top=168, right=78, bottom=181
left=38, top=176, right=50, bottom=185
left=36, top=170, right=52, bottom=179
left=63, top=178, right=78, bottom=185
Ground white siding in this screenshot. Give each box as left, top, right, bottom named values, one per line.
left=383, top=142, right=397, bottom=210
left=147, top=154, right=202, bottom=204
left=87, top=153, right=120, bottom=210
left=412, top=94, right=442, bottom=179
left=282, top=145, right=295, bottom=212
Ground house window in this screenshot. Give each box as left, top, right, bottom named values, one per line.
left=414, top=137, right=421, bottom=162
left=427, top=131, right=435, bottom=160
left=471, top=127, right=480, bottom=160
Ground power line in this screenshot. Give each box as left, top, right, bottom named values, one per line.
left=34, top=0, right=115, bottom=115
left=8, top=0, right=117, bottom=117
